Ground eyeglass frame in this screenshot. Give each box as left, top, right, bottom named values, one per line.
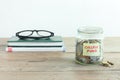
left=16, top=30, right=54, bottom=39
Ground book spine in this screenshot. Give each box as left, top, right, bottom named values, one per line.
left=8, top=42, right=63, bottom=47
left=6, top=47, right=65, bottom=52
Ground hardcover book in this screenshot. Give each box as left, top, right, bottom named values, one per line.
left=7, top=36, right=63, bottom=47
left=6, top=46, right=65, bottom=52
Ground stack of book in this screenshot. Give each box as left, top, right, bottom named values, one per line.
left=6, top=36, right=65, bottom=52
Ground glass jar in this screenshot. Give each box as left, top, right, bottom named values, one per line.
left=75, top=26, right=104, bottom=64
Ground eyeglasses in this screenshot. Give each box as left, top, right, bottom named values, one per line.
left=16, top=30, right=54, bottom=40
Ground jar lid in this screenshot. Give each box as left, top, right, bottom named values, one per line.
left=78, top=26, right=103, bottom=34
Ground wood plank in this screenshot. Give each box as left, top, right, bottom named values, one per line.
left=0, top=71, right=119, bottom=80
left=0, top=52, right=119, bottom=72
left=104, top=37, right=120, bottom=52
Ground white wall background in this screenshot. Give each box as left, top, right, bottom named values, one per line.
left=0, top=0, right=120, bottom=37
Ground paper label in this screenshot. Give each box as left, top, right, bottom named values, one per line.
left=7, top=47, right=12, bottom=52
left=83, top=43, right=100, bottom=56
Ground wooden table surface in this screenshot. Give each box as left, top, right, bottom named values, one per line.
left=0, top=37, right=120, bottom=80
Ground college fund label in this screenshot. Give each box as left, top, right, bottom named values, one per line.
left=83, top=43, right=101, bottom=56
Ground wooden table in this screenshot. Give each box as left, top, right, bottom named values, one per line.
left=0, top=37, right=120, bottom=80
